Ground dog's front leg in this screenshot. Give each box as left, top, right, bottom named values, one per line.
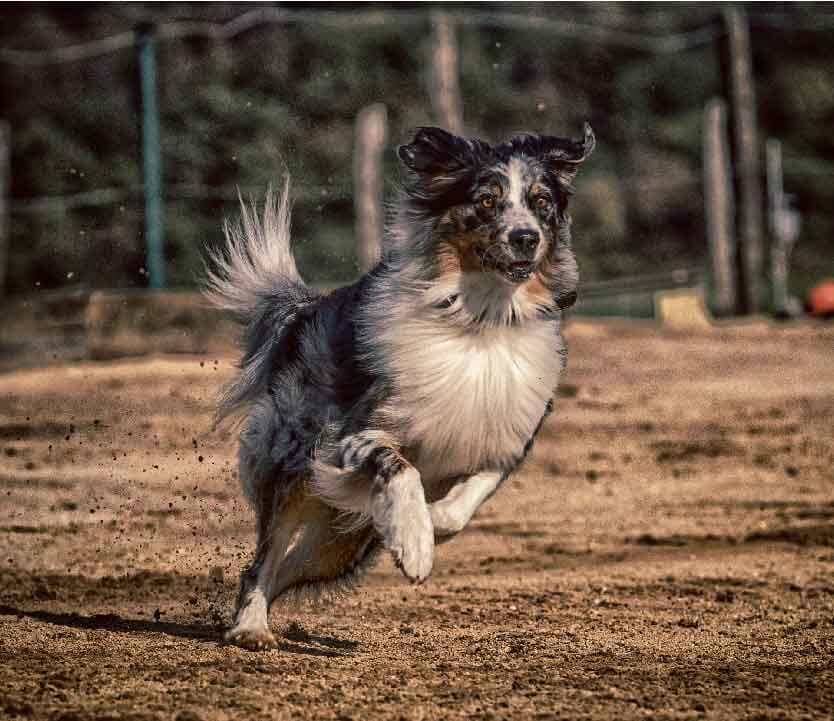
left=430, top=470, right=503, bottom=541
left=370, top=447, right=434, bottom=584
left=340, top=433, right=434, bottom=583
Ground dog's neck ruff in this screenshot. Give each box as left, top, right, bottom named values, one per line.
left=360, top=258, right=564, bottom=480
left=420, top=267, right=561, bottom=329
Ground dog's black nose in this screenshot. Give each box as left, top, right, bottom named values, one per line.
left=508, top=228, right=540, bottom=257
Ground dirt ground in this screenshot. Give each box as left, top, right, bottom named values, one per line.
left=1, top=319, right=832, bottom=721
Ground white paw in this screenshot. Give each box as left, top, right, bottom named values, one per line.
left=389, top=503, right=435, bottom=583
left=225, top=591, right=275, bottom=651
left=373, top=468, right=434, bottom=584
left=430, top=500, right=467, bottom=538
left=224, top=624, right=277, bottom=651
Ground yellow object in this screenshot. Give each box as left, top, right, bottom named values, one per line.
left=654, top=288, right=712, bottom=330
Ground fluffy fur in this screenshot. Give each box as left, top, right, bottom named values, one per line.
left=206, top=124, right=594, bottom=650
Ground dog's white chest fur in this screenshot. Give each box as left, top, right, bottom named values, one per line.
left=380, top=315, right=562, bottom=481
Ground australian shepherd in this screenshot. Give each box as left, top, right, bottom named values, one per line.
left=206, top=124, right=595, bottom=649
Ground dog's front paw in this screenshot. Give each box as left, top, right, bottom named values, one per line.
left=389, top=503, right=434, bottom=584
left=374, top=467, right=434, bottom=584
left=430, top=500, right=467, bottom=538
left=224, top=624, right=277, bottom=651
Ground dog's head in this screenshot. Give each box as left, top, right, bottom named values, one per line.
left=398, top=125, right=594, bottom=309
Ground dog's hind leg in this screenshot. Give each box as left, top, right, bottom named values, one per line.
left=225, top=482, right=304, bottom=650
left=268, top=498, right=379, bottom=601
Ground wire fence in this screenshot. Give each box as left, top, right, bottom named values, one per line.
left=2, top=6, right=724, bottom=218
left=0, top=8, right=724, bottom=66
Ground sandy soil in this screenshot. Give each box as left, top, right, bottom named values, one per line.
left=1, top=320, right=832, bottom=721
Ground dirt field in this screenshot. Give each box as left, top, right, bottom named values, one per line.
left=1, top=320, right=832, bottom=721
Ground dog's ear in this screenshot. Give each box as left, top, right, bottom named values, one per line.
left=398, top=128, right=488, bottom=201
left=398, top=127, right=472, bottom=175
left=538, top=122, right=595, bottom=186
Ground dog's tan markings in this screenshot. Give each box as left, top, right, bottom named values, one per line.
left=436, top=235, right=481, bottom=276
left=435, top=210, right=479, bottom=275
left=521, top=273, right=553, bottom=306
left=435, top=241, right=463, bottom=277
left=436, top=210, right=456, bottom=231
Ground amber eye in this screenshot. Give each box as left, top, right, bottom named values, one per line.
left=535, top=196, right=551, bottom=209
left=480, top=195, right=495, bottom=209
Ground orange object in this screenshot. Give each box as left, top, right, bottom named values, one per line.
left=807, top=279, right=834, bottom=317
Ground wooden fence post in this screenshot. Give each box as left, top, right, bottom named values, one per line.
left=767, top=138, right=801, bottom=317
left=723, top=5, right=764, bottom=314
left=703, top=98, right=737, bottom=316
left=429, top=11, right=464, bottom=134
left=353, top=103, right=387, bottom=273
left=0, top=121, right=8, bottom=297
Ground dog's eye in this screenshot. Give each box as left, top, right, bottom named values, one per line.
left=535, top=196, right=551, bottom=209
left=480, top=195, right=495, bottom=209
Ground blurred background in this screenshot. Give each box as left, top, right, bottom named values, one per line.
left=0, top=3, right=832, bottom=317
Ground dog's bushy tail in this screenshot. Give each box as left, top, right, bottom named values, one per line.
left=205, top=178, right=317, bottom=424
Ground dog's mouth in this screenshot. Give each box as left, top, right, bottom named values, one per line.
left=500, top=261, right=536, bottom=283
left=475, top=245, right=537, bottom=284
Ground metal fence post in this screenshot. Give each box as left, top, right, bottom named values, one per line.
left=136, top=23, right=165, bottom=289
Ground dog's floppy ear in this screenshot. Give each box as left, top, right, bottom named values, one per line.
left=539, top=122, right=596, bottom=186
left=398, top=127, right=472, bottom=175
left=398, top=127, right=488, bottom=202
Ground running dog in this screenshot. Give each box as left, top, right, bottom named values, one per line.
left=206, top=124, right=595, bottom=649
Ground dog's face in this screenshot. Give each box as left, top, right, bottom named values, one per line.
left=398, top=125, right=594, bottom=289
